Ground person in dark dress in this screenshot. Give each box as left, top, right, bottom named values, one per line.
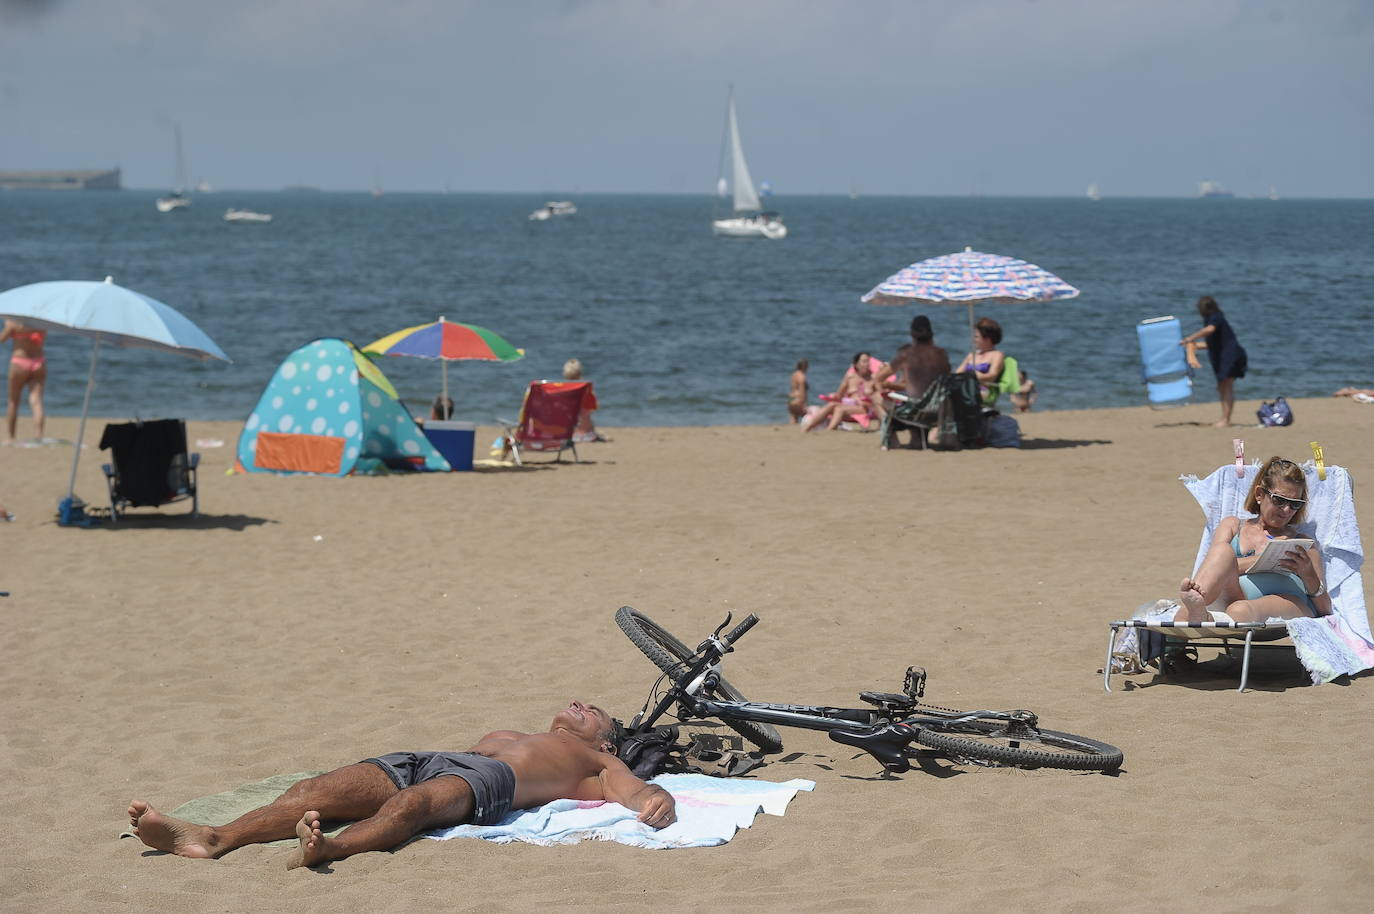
left=1181, top=295, right=1247, bottom=427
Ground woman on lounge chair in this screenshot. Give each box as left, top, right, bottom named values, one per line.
left=1174, top=456, right=1332, bottom=623
left=955, top=317, right=1007, bottom=406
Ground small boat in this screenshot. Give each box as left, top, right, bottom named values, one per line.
left=224, top=208, right=272, bottom=223
left=1197, top=180, right=1234, bottom=198
left=156, top=122, right=192, bottom=213
left=529, top=200, right=577, bottom=220
left=1086, top=183, right=1101, bottom=201
left=155, top=192, right=190, bottom=213
left=712, top=87, right=785, bottom=240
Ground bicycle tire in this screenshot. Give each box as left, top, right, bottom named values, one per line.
left=914, top=720, right=1123, bottom=772
left=615, top=606, right=784, bottom=754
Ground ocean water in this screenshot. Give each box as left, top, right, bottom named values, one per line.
left=4, top=191, right=1372, bottom=427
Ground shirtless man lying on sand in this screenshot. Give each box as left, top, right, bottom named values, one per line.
left=128, top=699, right=675, bottom=869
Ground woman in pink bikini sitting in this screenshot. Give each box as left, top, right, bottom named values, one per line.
left=801, top=351, right=885, bottom=432
left=2, top=319, right=47, bottom=443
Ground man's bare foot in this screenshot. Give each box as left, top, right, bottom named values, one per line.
left=1213, top=419, right=1230, bottom=428
left=127, top=801, right=219, bottom=858
left=1174, top=578, right=1211, bottom=622
left=284, top=811, right=330, bottom=870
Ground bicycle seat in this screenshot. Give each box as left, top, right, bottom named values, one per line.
left=829, top=723, right=915, bottom=773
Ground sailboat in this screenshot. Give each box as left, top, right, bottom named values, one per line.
left=1086, top=183, right=1101, bottom=201
left=711, top=87, right=786, bottom=240
left=155, top=123, right=191, bottom=213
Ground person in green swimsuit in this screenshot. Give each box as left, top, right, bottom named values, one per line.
left=1174, top=456, right=1332, bottom=622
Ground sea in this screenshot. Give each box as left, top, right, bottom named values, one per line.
left=4, top=191, right=1373, bottom=427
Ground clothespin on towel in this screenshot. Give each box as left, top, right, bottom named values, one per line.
left=1233, top=438, right=1246, bottom=516
left=1310, top=441, right=1326, bottom=481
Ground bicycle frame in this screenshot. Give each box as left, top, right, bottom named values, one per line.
left=620, top=607, right=1122, bottom=774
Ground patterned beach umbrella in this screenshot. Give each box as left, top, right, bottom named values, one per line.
left=861, top=246, right=1079, bottom=352
left=362, top=316, right=524, bottom=406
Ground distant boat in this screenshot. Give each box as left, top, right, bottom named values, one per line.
left=224, top=208, right=272, bottom=223
left=1197, top=180, right=1234, bottom=198
left=156, top=122, right=192, bottom=213
left=195, top=177, right=213, bottom=193
left=1268, top=185, right=1280, bottom=201
left=711, top=87, right=786, bottom=240
left=1086, top=183, right=1101, bottom=201
left=529, top=200, right=577, bottom=221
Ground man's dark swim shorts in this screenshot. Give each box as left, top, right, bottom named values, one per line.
left=360, top=752, right=516, bottom=825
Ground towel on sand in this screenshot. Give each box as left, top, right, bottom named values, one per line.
left=121, top=772, right=814, bottom=850
left=430, top=773, right=815, bottom=849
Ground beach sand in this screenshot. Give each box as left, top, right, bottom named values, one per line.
left=1, top=397, right=1370, bottom=913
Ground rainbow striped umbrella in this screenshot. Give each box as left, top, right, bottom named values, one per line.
left=362, top=316, right=524, bottom=406
left=861, top=247, right=1078, bottom=354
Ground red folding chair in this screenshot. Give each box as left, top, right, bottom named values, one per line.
left=499, top=381, right=597, bottom=465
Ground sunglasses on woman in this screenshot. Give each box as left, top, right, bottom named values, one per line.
left=1263, top=488, right=1305, bottom=511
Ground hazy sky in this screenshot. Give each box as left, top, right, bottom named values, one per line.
left=3, top=0, right=1371, bottom=197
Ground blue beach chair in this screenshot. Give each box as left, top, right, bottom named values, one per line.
left=1136, top=316, right=1192, bottom=409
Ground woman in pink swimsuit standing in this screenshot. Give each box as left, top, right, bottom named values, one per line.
left=1, top=319, right=47, bottom=443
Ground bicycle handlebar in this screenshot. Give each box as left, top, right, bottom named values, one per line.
left=723, top=613, right=759, bottom=646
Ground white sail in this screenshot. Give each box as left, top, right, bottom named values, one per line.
left=726, top=95, right=762, bottom=213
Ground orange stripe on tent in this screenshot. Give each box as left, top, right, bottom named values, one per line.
left=255, top=432, right=346, bottom=475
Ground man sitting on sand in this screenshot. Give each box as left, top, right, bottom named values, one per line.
left=128, top=699, right=675, bottom=869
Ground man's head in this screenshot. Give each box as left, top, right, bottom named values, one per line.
left=910, top=315, right=934, bottom=343
left=551, top=700, right=624, bottom=755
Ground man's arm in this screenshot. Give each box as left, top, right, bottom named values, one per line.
left=596, top=756, right=677, bottom=828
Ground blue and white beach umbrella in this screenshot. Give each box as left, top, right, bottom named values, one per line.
left=861, top=246, right=1079, bottom=353
left=0, top=276, right=230, bottom=513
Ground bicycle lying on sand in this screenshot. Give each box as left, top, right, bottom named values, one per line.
left=616, top=606, right=1123, bottom=775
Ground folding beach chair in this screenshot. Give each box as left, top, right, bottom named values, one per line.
left=498, top=380, right=596, bottom=465
left=99, top=418, right=200, bottom=521
left=1105, top=460, right=1370, bottom=692
left=880, top=371, right=982, bottom=451
left=1137, top=316, right=1193, bottom=408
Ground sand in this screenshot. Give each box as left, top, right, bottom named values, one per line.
left=1, top=397, right=1370, bottom=913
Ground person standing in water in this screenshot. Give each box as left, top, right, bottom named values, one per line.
left=1181, top=296, right=1247, bottom=428
left=787, top=359, right=809, bottom=423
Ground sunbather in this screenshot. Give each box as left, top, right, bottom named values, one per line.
left=127, top=699, right=674, bottom=869
left=955, top=317, right=1007, bottom=403
left=1174, top=456, right=1332, bottom=623
left=801, top=351, right=883, bottom=431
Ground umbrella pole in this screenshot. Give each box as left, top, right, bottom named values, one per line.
left=965, top=302, right=977, bottom=369
left=441, top=360, right=449, bottom=409
left=65, top=337, right=101, bottom=502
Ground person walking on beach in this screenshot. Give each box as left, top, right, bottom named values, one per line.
left=1181, top=296, right=1247, bottom=428
left=787, top=358, right=809, bottom=423
left=127, top=699, right=673, bottom=869
left=1, top=318, right=47, bottom=444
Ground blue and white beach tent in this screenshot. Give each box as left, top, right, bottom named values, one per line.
left=236, top=338, right=449, bottom=475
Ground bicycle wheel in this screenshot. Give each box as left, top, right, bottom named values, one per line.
left=914, top=720, right=1123, bottom=772
left=615, top=606, right=783, bottom=754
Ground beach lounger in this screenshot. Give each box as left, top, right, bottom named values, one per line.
left=99, top=418, right=200, bottom=521
left=1137, top=315, right=1193, bottom=408
left=498, top=380, right=596, bottom=465
left=1105, top=460, right=1371, bottom=692
left=880, top=371, right=982, bottom=451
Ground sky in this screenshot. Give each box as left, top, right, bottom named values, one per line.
left=2, top=0, right=1372, bottom=197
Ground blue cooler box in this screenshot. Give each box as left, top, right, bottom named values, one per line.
left=423, top=420, right=475, bottom=471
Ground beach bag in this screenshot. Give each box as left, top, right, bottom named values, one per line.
left=983, top=414, right=1021, bottom=448
left=1257, top=397, right=1293, bottom=427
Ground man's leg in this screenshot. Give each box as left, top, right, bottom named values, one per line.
left=286, top=773, right=477, bottom=869
left=129, top=763, right=398, bottom=859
